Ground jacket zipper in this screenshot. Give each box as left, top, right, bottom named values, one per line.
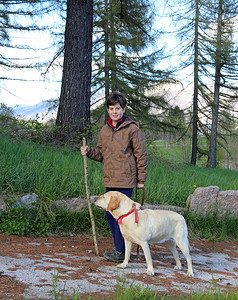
left=112, top=129, right=114, bottom=141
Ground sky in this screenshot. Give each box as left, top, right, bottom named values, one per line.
left=1, top=31, right=62, bottom=107
left=1, top=5, right=63, bottom=107
left=0, top=0, right=187, bottom=109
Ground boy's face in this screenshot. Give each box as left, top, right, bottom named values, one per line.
left=107, top=103, right=126, bottom=125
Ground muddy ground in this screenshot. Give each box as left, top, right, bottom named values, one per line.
left=0, top=233, right=237, bottom=299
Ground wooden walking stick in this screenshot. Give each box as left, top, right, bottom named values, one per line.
left=82, top=137, right=99, bottom=256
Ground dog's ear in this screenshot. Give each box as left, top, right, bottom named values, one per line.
left=106, top=196, right=120, bottom=211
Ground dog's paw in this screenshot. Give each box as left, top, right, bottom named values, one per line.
left=174, top=265, right=182, bottom=270
left=187, top=270, right=194, bottom=277
left=117, top=263, right=127, bottom=269
left=146, top=269, right=154, bottom=276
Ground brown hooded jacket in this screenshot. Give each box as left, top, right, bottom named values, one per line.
left=86, top=116, right=148, bottom=188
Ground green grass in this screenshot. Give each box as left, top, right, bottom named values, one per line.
left=151, top=138, right=208, bottom=166
left=150, top=137, right=237, bottom=169
left=0, top=132, right=238, bottom=240
left=185, top=210, right=238, bottom=240
left=115, top=281, right=238, bottom=300
left=1, top=133, right=237, bottom=208
left=50, top=270, right=238, bottom=300
left=146, top=160, right=238, bottom=207
left=0, top=133, right=104, bottom=200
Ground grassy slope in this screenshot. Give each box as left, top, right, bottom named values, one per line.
left=1, top=133, right=237, bottom=207
left=1, top=133, right=237, bottom=240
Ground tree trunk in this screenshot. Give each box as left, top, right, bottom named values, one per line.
left=109, top=0, right=117, bottom=91
left=104, top=0, right=110, bottom=121
left=206, top=0, right=223, bottom=168
left=191, top=0, right=199, bottom=166
left=56, top=0, right=93, bottom=139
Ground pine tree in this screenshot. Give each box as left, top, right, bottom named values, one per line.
left=205, top=0, right=238, bottom=167
left=166, top=0, right=238, bottom=167
left=190, top=0, right=199, bottom=166
left=92, top=0, right=174, bottom=132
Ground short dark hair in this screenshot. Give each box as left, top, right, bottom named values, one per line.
left=107, top=91, right=127, bottom=109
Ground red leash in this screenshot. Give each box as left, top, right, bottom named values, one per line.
left=136, top=187, right=145, bottom=206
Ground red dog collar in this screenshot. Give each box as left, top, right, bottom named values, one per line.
left=116, top=203, right=138, bottom=224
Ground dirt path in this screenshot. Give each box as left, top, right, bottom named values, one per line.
left=0, top=233, right=237, bottom=299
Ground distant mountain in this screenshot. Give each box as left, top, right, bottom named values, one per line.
left=13, top=101, right=57, bottom=122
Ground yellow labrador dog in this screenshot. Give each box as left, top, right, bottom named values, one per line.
left=95, top=191, right=194, bottom=277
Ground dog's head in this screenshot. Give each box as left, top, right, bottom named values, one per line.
left=95, top=191, right=135, bottom=219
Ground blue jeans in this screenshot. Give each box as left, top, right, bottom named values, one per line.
left=105, top=188, right=133, bottom=252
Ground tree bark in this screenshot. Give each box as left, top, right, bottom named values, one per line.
left=104, top=0, right=110, bottom=121
left=207, top=0, right=223, bottom=168
left=109, top=0, right=117, bottom=92
left=56, top=0, right=93, bottom=139
left=191, top=0, right=199, bottom=166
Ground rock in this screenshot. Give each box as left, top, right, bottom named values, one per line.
left=53, top=196, right=184, bottom=214
left=0, top=193, right=97, bottom=215
left=142, top=203, right=184, bottom=214
left=186, top=186, right=238, bottom=217
left=186, top=186, right=220, bottom=214
left=217, top=190, right=238, bottom=216
left=12, top=193, right=38, bottom=208
left=0, top=193, right=39, bottom=216
left=0, top=195, right=7, bottom=216
left=53, top=196, right=97, bottom=212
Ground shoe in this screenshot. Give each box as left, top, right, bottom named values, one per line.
left=103, top=249, right=125, bottom=263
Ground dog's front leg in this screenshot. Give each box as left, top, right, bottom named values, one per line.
left=117, top=239, right=132, bottom=269
left=140, top=242, right=154, bottom=276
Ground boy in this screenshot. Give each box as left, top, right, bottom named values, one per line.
left=81, top=91, right=148, bottom=263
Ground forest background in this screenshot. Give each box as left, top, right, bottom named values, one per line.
left=1, top=0, right=238, bottom=170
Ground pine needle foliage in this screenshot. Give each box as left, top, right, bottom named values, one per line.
left=92, top=0, right=177, bottom=133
